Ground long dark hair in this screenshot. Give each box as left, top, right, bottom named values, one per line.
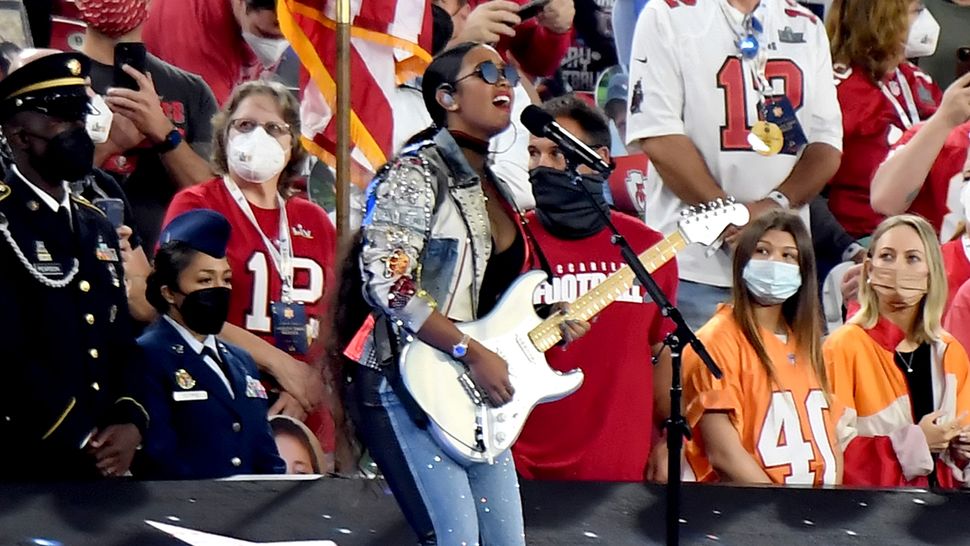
left=146, top=241, right=199, bottom=314
left=731, top=210, right=827, bottom=392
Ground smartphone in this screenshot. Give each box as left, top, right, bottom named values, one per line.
left=518, top=0, right=551, bottom=21
left=958, top=47, right=970, bottom=80
left=113, top=42, right=147, bottom=90
left=93, top=197, right=125, bottom=229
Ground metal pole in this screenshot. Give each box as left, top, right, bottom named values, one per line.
left=334, top=0, right=352, bottom=241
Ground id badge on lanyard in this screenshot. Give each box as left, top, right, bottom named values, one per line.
left=720, top=0, right=807, bottom=156
left=879, top=69, right=921, bottom=130
left=223, top=177, right=310, bottom=355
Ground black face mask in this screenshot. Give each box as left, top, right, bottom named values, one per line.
left=530, top=166, right=610, bottom=239
left=176, top=287, right=231, bottom=336
left=25, top=125, right=95, bottom=183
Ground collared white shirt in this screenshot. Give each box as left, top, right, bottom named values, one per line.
left=13, top=165, right=72, bottom=224
left=163, top=315, right=234, bottom=397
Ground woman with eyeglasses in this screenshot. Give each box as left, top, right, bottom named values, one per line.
left=161, top=81, right=336, bottom=465
left=337, top=42, right=562, bottom=545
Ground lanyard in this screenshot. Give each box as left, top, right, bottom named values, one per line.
left=717, top=0, right=773, bottom=105
left=223, top=176, right=294, bottom=302
left=878, top=69, right=921, bottom=129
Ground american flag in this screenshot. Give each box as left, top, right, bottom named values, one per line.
left=280, top=0, right=434, bottom=186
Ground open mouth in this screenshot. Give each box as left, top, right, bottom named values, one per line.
left=492, top=95, right=511, bottom=108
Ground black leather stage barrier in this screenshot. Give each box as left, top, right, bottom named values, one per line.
left=0, top=478, right=968, bottom=545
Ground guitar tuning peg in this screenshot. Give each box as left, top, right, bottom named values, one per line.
left=681, top=209, right=689, bottom=217
left=726, top=196, right=736, bottom=204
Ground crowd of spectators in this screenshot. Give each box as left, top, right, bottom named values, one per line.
left=7, top=0, right=970, bottom=540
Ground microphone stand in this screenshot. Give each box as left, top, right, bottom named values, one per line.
left=564, top=159, right=723, bottom=546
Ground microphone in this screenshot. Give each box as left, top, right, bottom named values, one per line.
left=520, top=105, right=612, bottom=174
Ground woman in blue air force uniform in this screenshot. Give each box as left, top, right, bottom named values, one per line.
left=135, top=209, right=284, bottom=479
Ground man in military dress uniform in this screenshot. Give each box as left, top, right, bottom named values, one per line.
left=0, top=52, right=147, bottom=479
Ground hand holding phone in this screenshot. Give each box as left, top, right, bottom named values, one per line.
left=517, top=0, right=551, bottom=21
left=113, top=42, right=147, bottom=90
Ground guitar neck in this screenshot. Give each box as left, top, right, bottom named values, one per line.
left=528, top=230, right=687, bottom=353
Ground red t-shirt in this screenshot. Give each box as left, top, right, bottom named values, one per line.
left=144, top=0, right=259, bottom=105
left=513, top=212, right=678, bottom=481
left=828, top=62, right=941, bottom=238
left=943, top=238, right=970, bottom=317
left=890, top=121, right=970, bottom=235
left=163, top=178, right=337, bottom=449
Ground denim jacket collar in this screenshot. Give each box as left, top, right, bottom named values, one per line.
left=433, top=128, right=488, bottom=189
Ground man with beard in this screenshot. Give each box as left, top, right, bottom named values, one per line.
left=0, top=52, right=147, bottom=479
left=513, top=94, right=678, bottom=482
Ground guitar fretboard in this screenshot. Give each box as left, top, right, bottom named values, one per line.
left=528, top=230, right=687, bottom=352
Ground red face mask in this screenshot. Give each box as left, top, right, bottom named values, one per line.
left=76, top=0, right=150, bottom=39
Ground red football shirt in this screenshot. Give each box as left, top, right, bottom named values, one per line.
left=164, top=178, right=337, bottom=450
left=891, top=121, right=970, bottom=235
left=144, top=0, right=259, bottom=105
left=828, top=62, right=942, bottom=238
left=943, top=238, right=970, bottom=317
left=513, top=212, right=678, bottom=481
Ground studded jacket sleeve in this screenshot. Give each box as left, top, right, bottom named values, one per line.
left=360, top=155, right=440, bottom=333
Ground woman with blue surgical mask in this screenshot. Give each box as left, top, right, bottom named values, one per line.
left=682, top=210, right=842, bottom=486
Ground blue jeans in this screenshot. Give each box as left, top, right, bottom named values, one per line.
left=348, top=366, right=525, bottom=545
left=677, top=280, right=731, bottom=332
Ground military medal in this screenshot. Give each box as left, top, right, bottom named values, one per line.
left=35, top=241, right=52, bottom=262
left=175, top=369, right=196, bottom=389
left=749, top=121, right=783, bottom=156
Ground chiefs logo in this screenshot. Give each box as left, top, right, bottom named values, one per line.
left=625, top=169, right=647, bottom=215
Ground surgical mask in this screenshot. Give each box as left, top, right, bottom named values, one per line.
left=227, top=127, right=287, bottom=183
left=86, top=94, right=113, bottom=144
left=905, top=9, right=940, bottom=59
left=530, top=166, right=609, bottom=239
left=243, top=32, right=289, bottom=68
left=176, top=286, right=231, bottom=335
left=742, top=260, right=802, bottom=305
left=27, top=126, right=95, bottom=183
left=867, top=263, right=928, bottom=310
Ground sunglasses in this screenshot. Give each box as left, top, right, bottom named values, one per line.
left=453, top=60, right=520, bottom=87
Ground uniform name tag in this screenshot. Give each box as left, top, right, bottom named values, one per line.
left=173, top=390, right=208, bottom=402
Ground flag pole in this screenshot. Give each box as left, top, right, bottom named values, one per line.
left=334, top=0, right=352, bottom=241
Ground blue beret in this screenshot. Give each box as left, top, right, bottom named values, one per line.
left=159, top=209, right=231, bottom=259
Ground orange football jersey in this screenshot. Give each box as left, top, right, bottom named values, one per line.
left=824, top=319, right=970, bottom=488
left=683, top=306, right=842, bottom=486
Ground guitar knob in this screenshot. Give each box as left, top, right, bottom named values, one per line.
left=495, top=432, right=507, bottom=443
left=495, top=413, right=507, bottom=423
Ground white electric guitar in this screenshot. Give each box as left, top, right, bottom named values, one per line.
left=400, top=200, right=750, bottom=464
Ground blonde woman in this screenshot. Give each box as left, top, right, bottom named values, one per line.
left=824, top=215, right=970, bottom=488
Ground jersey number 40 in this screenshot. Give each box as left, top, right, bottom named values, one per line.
left=758, top=389, right=838, bottom=485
